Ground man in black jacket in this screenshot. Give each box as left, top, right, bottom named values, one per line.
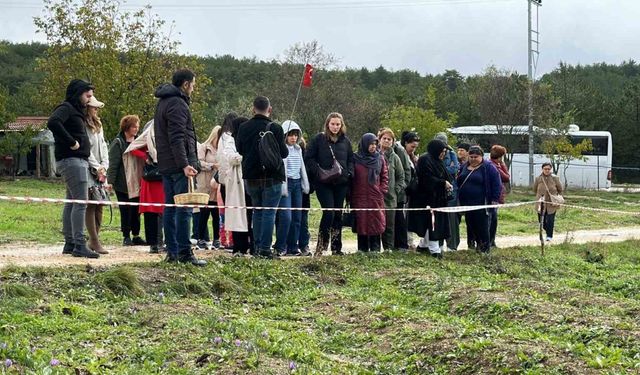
left=236, top=96, right=288, bottom=258
left=47, top=79, right=100, bottom=258
left=153, top=69, right=206, bottom=266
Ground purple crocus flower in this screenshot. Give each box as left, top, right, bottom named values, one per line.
left=4, top=359, right=12, bottom=367
left=213, top=337, right=222, bottom=345
left=234, top=339, right=242, bottom=347
left=50, top=359, right=60, bottom=366
left=289, top=361, right=297, bottom=370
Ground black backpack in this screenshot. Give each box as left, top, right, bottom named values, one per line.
left=258, top=122, right=283, bottom=174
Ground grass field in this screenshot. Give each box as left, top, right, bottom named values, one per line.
left=1, top=178, right=638, bottom=246
left=1, top=240, right=640, bottom=373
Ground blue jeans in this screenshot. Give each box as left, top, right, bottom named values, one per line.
left=56, top=157, right=89, bottom=245
left=246, top=179, right=282, bottom=252
left=162, top=173, right=193, bottom=257
left=275, top=178, right=303, bottom=254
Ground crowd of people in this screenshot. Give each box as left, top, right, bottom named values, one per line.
left=46, top=70, right=563, bottom=263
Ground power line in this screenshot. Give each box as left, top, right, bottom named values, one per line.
left=0, top=0, right=517, bottom=11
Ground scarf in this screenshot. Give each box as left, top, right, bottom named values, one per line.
left=354, top=133, right=382, bottom=185
left=424, top=139, right=452, bottom=183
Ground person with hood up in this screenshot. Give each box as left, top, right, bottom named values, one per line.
left=123, top=120, right=166, bottom=254
left=274, top=120, right=311, bottom=256
left=153, top=68, right=206, bottom=266
left=408, top=139, right=454, bottom=259
left=351, top=133, right=389, bottom=252
left=47, top=79, right=99, bottom=258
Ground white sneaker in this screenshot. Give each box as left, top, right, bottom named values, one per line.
left=546, top=237, right=552, bottom=242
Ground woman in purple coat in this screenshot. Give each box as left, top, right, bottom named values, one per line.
left=351, top=133, right=389, bottom=252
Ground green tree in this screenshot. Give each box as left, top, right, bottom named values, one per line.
left=34, top=0, right=211, bottom=140
left=381, top=86, right=455, bottom=152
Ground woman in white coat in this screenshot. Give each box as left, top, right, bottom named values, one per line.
left=217, top=114, right=253, bottom=256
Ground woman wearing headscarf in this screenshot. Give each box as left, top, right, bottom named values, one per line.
left=195, top=125, right=222, bottom=250
left=434, top=132, right=460, bottom=252
left=456, top=146, right=502, bottom=254
left=408, top=139, right=454, bottom=258
left=351, top=133, right=388, bottom=252
left=123, top=120, right=166, bottom=253
left=84, top=96, right=109, bottom=254
left=533, top=162, right=563, bottom=241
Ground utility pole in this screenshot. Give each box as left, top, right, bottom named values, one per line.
left=528, top=0, right=541, bottom=186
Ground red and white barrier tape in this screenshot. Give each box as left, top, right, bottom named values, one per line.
left=0, top=194, right=538, bottom=212
left=1, top=194, right=638, bottom=216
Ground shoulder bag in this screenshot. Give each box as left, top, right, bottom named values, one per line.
left=541, top=176, right=564, bottom=207
left=317, top=140, right=343, bottom=183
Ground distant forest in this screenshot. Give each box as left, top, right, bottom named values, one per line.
left=1, top=40, right=639, bottom=182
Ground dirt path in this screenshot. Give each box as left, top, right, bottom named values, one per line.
left=1, top=226, right=640, bottom=269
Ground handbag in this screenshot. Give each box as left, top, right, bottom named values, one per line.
left=89, top=183, right=109, bottom=201
left=142, top=162, right=162, bottom=182
left=541, top=176, right=564, bottom=207
left=317, top=143, right=343, bottom=183
left=342, top=203, right=355, bottom=229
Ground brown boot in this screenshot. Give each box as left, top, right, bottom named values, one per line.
left=314, top=231, right=329, bottom=257
left=330, top=228, right=344, bottom=255
left=86, top=204, right=109, bottom=254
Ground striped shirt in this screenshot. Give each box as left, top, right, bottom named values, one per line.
left=286, top=145, right=302, bottom=179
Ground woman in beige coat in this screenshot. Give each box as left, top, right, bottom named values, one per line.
left=533, top=162, right=563, bottom=241
left=195, top=125, right=221, bottom=250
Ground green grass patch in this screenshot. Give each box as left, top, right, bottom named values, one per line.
left=1, top=240, right=640, bottom=373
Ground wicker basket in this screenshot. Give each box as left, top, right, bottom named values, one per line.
left=174, top=176, right=209, bottom=205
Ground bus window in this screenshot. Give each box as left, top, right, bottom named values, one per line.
left=570, top=135, right=608, bottom=156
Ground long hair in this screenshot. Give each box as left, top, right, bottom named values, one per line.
left=203, top=125, right=222, bottom=150
left=218, top=112, right=238, bottom=147
left=86, top=108, right=102, bottom=133
left=323, top=112, right=346, bottom=138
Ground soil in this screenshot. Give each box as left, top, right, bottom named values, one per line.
left=1, top=226, right=639, bottom=269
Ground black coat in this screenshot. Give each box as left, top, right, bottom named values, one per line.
left=235, top=114, right=288, bottom=182
left=304, top=133, right=354, bottom=187
left=153, top=84, right=198, bottom=175
left=408, top=153, right=453, bottom=239
left=47, top=102, right=91, bottom=162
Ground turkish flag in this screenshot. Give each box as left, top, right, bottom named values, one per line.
left=302, top=64, right=314, bottom=87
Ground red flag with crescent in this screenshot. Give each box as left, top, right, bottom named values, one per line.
left=302, top=64, right=314, bottom=87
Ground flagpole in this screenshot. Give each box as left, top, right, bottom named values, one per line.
left=289, top=63, right=307, bottom=120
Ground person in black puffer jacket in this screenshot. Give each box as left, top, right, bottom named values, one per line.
left=47, top=79, right=100, bottom=259
left=153, top=69, right=206, bottom=266
left=304, top=112, right=354, bottom=256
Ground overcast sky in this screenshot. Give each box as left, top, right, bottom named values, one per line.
left=1, top=0, right=639, bottom=77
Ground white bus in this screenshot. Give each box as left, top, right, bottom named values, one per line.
left=449, top=125, right=612, bottom=189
